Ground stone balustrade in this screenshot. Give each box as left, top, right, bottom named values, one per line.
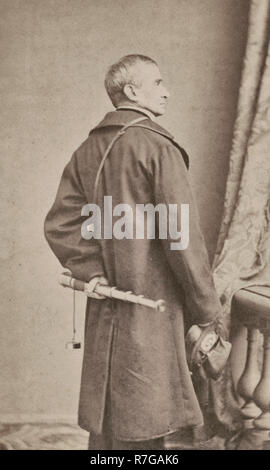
left=229, top=286, right=270, bottom=450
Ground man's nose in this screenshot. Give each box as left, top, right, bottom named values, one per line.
left=162, top=86, right=170, bottom=99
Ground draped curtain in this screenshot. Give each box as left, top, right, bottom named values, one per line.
left=210, top=0, right=270, bottom=430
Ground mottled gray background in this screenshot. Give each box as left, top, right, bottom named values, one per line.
left=0, top=0, right=249, bottom=421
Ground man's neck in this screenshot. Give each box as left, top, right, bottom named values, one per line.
left=116, top=104, right=154, bottom=120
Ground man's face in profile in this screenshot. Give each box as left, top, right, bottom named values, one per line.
left=130, top=63, right=170, bottom=116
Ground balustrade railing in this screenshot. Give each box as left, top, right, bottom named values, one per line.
left=229, top=286, right=270, bottom=450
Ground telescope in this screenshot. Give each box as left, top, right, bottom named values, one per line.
left=60, top=272, right=166, bottom=349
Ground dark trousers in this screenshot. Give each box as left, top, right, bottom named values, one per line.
left=88, top=430, right=165, bottom=450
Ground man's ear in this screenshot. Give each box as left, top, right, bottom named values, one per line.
left=123, top=84, right=138, bottom=102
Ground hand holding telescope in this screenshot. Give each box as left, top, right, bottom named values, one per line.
left=60, top=272, right=166, bottom=312
left=60, top=272, right=166, bottom=350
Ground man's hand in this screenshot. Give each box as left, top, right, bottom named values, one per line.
left=198, top=314, right=227, bottom=339
left=86, top=276, right=109, bottom=299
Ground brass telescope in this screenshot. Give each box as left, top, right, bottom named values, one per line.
left=59, top=272, right=166, bottom=313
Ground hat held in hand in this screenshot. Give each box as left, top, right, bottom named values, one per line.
left=186, top=324, right=232, bottom=380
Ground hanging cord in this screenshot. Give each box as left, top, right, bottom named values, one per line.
left=93, top=116, right=147, bottom=203
left=72, top=288, right=76, bottom=342
left=65, top=280, right=81, bottom=349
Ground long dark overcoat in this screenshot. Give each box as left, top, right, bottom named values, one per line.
left=44, top=108, right=222, bottom=441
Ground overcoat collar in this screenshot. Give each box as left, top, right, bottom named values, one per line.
left=91, top=109, right=174, bottom=141
left=90, top=109, right=189, bottom=169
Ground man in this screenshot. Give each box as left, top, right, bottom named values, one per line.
left=44, top=54, right=223, bottom=450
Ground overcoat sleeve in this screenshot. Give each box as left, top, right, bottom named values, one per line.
left=44, top=152, right=104, bottom=282
left=151, top=143, right=222, bottom=325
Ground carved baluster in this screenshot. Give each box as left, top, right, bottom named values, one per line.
left=253, top=330, right=270, bottom=440
left=237, top=327, right=261, bottom=426
left=230, top=287, right=270, bottom=449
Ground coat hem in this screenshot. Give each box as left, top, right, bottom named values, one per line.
left=78, top=419, right=204, bottom=442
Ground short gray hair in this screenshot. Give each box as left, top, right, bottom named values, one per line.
left=104, top=54, right=157, bottom=107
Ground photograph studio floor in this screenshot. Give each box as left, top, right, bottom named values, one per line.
left=0, top=423, right=225, bottom=450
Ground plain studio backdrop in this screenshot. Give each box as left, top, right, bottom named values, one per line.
left=0, top=0, right=249, bottom=422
